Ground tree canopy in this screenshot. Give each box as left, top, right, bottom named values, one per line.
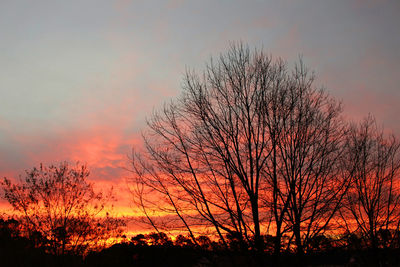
left=129, top=44, right=359, bottom=254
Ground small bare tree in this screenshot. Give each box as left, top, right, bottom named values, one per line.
left=278, top=66, right=350, bottom=255
left=1, top=162, right=124, bottom=256
left=340, top=116, right=400, bottom=249
left=261, top=62, right=350, bottom=255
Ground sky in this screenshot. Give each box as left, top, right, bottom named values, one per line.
left=1, top=0, right=399, bottom=216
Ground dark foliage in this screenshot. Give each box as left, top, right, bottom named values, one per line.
left=0, top=217, right=84, bottom=267
left=2, top=219, right=400, bottom=266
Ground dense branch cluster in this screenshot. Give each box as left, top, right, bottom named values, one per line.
left=129, top=44, right=400, bottom=255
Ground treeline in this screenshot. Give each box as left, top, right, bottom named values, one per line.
left=2, top=217, right=400, bottom=266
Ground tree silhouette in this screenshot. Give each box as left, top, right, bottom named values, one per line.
left=340, top=116, right=400, bottom=249
left=1, top=162, right=124, bottom=256
left=129, top=43, right=349, bottom=254
left=175, top=234, right=195, bottom=247
left=259, top=59, right=350, bottom=256
left=272, top=63, right=350, bottom=255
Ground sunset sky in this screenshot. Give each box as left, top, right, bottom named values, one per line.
left=1, top=0, right=399, bottom=216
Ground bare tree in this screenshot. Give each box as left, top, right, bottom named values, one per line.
left=272, top=63, right=350, bottom=255
left=130, top=44, right=271, bottom=250
left=340, top=116, right=400, bottom=249
left=129, top=43, right=347, bottom=253
left=1, top=162, right=124, bottom=256
left=257, top=61, right=350, bottom=256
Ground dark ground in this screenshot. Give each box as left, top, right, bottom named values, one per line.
left=2, top=241, right=400, bottom=267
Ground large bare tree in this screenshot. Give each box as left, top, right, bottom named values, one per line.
left=129, top=44, right=347, bottom=253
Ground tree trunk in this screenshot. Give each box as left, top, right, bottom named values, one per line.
left=251, top=196, right=263, bottom=251
left=274, top=223, right=282, bottom=255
